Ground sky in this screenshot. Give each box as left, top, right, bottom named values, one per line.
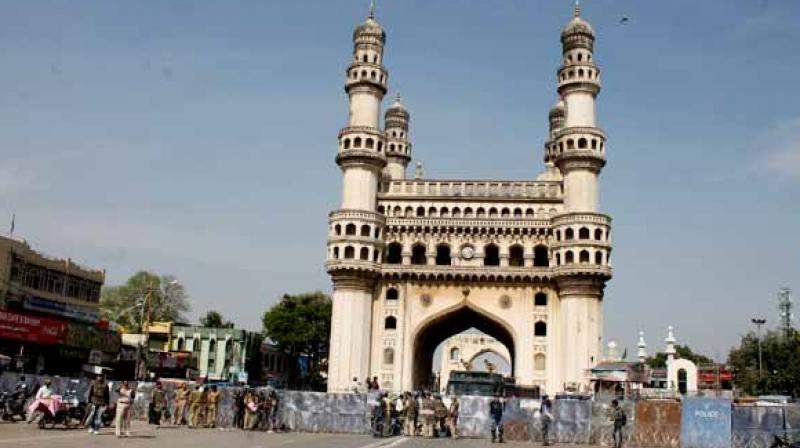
left=0, top=0, right=798, bottom=361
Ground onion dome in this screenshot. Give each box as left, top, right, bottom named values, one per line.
left=548, top=100, right=565, bottom=120
left=561, top=2, right=594, bottom=39
left=353, top=4, right=386, bottom=44
left=385, top=93, right=409, bottom=118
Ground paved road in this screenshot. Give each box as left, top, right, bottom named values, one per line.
left=0, top=421, right=599, bottom=448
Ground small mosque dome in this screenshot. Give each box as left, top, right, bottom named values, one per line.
left=548, top=100, right=566, bottom=119
left=353, top=16, right=386, bottom=44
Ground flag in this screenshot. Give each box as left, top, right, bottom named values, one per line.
left=9, top=213, right=14, bottom=235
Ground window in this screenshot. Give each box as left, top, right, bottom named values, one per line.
left=428, top=207, right=437, bottom=217
left=385, top=316, right=397, bottom=330
left=565, top=251, right=574, bottom=264
left=595, top=229, right=603, bottom=240
left=360, top=247, right=369, bottom=260
left=464, top=207, right=474, bottom=218
left=534, top=245, right=549, bottom=267
left=366, top=138, right=374, bottom=149
left=360, top=225, right=370, bottom=237
left=489, top=208, right=498, bottom=218
left=534, top=321, right=547, bottom=337
left=509, top=245, right=524, bottom=267
left=209, top=339, right=216, bottom=358
left=514, top=208, right=523, bottom=218
left=556, top=253, right=561, bottom=265
left=450, top=347, right=460, bottom=361
left=343, top=139, right=351, bottom=149
left=565, top=228, right=574, bottom=240
left=501, top=208, right=510, bottom=218
left=477, top=208, right=486, bottom=218
left=345, top=224, right=356, bottom=235
left=435, top=245, right=451, bottom=266
left=580, top=250, right=590, bottom=263
left=386, top=288, right=398, bottom=301
left=595, top=251, right=603, bottom=264
left=411, top=244, right=427, bottom=265
left=440, top=207, right=450, bottom=218
left=452, top=207, right=461, bottom=218
left=535, top=292, right=547, bottom=307
left=484, top=244, right=500, bottom=266
left=354, top=137, right=362, bottom=147
left=177, top=338, right=185, bottom=351
left=344, top=246, right=356, bottom=259
left=579, top=227, right=590, bottom=239
left=386, top=242, right=402, bottom=264
left=333, top=247, right=340, bottom=259
left=375, top=228, right=381, bottom=238
left=567, top=139, right=575, bottom=149
left=416, top=207, right=425, bottom=217
left=384, top=348, right=394, bottom=365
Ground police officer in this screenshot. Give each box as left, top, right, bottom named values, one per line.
left=489, top=393, right=504, bottom=443
left=206, top=385, right=220, bottom=428
left=172, top=383, right=189, bottom=425
left=447, top=395, right=460, bottom=439
left=402, top=392, right=417, bottom=436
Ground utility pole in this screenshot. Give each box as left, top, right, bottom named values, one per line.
left=751, top=318, right=766, bottom=379
left=778, top=288, right=793, bottom=337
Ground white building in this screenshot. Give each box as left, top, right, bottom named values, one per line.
left=326, top=3, right=612, bottom=394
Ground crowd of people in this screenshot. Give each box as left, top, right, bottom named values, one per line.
left=368, top=390, right=461, bottom=440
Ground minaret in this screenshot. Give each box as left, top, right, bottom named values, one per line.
left=665, top=326, right=677, bottom=390
left=551, top=2, right=612, bottom=389
left=384, top=93, right=412, bottom=180
left=637, top=331, right=648, bottom=363
left=326, top=4, right=389, bottom=392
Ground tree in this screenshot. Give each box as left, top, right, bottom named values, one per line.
left=100, top=271, right=190, bottom=332
left=646, top=344, right=714, bottom=369
left=262, top=291, right=331, bottom=389
left=199, top=310, right=234, bottom=328
left=728, top=329, right=800, bottom=397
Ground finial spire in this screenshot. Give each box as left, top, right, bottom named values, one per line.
left=368, top=0, right=375, bottom=19
left=574, top=0, right=581, bottom=17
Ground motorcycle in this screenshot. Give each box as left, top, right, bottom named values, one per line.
left=1, top=388, right=30, bottom=422
left=35, top=383, right=87, bottom=430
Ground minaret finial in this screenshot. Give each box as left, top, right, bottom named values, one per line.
left=574, top=0, right=581, bottom=17
left=368, top=0, right=375, bottom=19
left=395, top=92, right=401, bottom=102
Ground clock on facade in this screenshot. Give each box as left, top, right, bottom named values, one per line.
left=460, top=245, right=475, bottom=260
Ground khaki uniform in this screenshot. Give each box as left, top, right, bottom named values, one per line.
left=448, top=399, right=459, bottom=439
left=206, top=390, right=220, bottom=427
left=173, top=388, right=189, bottom=425
left=189, top=390, right=207, bottom=427
left=402, top=397, right=417, bottom=436
left=434, top=398, right=447, bottom=436
left=420, top=397, right=435, bottom=438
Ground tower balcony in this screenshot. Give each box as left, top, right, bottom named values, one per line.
left=345, top=63, right=388, bottom=94
left=548, top=127, right=606, bottom=173
left=557, top=64, right=601, bottom=96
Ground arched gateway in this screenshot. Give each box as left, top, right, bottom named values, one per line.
left=326, top=4, right=613, bottom=395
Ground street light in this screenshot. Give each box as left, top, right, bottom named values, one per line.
left=751, top=318, right=766, bottom=378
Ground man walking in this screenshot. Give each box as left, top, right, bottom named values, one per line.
left=206, top=385, right=220, bottom=428
left=149, top=382, right=166, bottom=425
left=173, top=383, right=189, bottom=425
left=610, top=400, right=627, bottom=448
left=402, top=392, right=417, bottom=436
left=447, top=395, right=459, bottom=439
left=86, top=376, right=109, bottom=435
left=489, top=393, right=504, bottom=443
left=540, top=394, right=553, bottom=446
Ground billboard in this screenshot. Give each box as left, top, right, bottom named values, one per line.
left=0, top=309, right=67, bottom=344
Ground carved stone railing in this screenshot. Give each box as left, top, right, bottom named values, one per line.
left=384, top=217, right=552, bottom=229
left=381, top=180, right=562, bottom=200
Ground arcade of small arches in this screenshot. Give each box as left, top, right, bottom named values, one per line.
left=379, top=204, right=553, bottom=219
left=382, top=241, right=551, bottom=267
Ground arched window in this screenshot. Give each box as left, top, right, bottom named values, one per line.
left=177, top=337, right=185, bottom=351
left=360, top=225, right=370, bottom=237
left=556, top=253, right=561, bottom=265
left=333, top=247, right=340, bottom=259
left=386, top=242, right=402, bottom=264
left=452, top=207, right=461, bottom=218
left=514, top=208, right=523, bottom=218
left=374, top=228, right=381, bottom=238
left=344, top=246, right=355, bottom=259
left=595, top=251, right=603, bottom=264
left=484, top=244, right=500, bottom=266
left=365, top=138, right=374, bottom=149
left=334, top=224, right=342, bottom=235
left=377, top=141, right=383, bottom=152
left=345, top=223, right=356, bottom=235
left=534, top=321, right=547, bottom=337
left=362, top=54, right=368, bottom=63
left=385, top=316, right=397, bottom=330
left=370, top=71, right=376, bottom=79
left=567, top=139, right=575, bottom=149
left=591, top=139, right=598, bottom=149
left=411, top=244, right=427, bottom=265
left=360, top=247, right=369, bottom=260
left=580, top=250, right=590, bottom=263
left=535, top=292, right=547, bottom=307
left=489, top=208, right=498, bottom=218
left=450, top=347, right=460, bottom=361
left=373, top=251, right=380, bottom=262
left=595, top=228, right=603, bottom=240
left=534, top=354, right=546, bottom=371
left=209, top=339, right=216, bottom=358
left=556, top=230, right=561, bottom=241
left=386, top=288, right=398, bottom=301
left=436, top=244, right=451, bottom=266
left=393, top=206, right=401, bottom=216
left=384, top=347, right=394, bottom=365
left=440, top=207, right=450, bottom=218
left=509, top=245, right=524, bottom=267
left=579, top=227, right=590, bottom=239
left=533, top=245, right=549, bottom=267
left=477, top=208, right=486, bottom=218
left=501, top=208, right=510, bottom=218
left=578, top=138, right=587, bottom=149
left=354, top=137, right=362, bottom=147
left=565, top=251, right=574, bottom=264
left=405, top=207, right=413, bottom=218
left=565, top=228, right=574, bottom=240
left=428, top=207, right=438, bottom=217
left=416, top=207, right=425, bottom=217
left=464, top=207, right=474, bottom=218
left=343, top=139, right=351, bottom=149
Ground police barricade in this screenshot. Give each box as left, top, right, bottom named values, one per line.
left=681, top=397, right=731, bottom=448
left=551, top=397, right=592, bottom=444
left=457, top=395, right=494, bottom=438
left=590, top=399, right=636, bottom=447
left=732, top=404, right=788, bottom=448
left=277, top=390, right=369, bottom=434
left=632, top=399, right=681, bottom=448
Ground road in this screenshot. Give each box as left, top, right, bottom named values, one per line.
left=0, top=421, right=601, bottom=448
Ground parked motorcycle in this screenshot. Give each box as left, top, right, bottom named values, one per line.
left=35, top=382, right=87, bottom=430
left=1, top=389, right=30, bottom=422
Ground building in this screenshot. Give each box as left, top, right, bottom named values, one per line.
left=438, top=334, right=512, bottom=392
left=0, top=235, right=119, bottom=375
left=169, top=325, right=262, bottom=383
left=259, top=341, right=291, bottom=388
left=326, top=4, right=612, bottom=394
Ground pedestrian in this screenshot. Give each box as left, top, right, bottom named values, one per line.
left=189, top=386, right=203, bottom=428
left=371, top=376, right=380, bottom=391
left=268, top=390, right=280, bottom=432
left=173, top=383, right=189, bottom=425
left=540, top=395, right=553, bottom=446
left=351, top=377, right=361, bottom=393
left=206, top=385, right=220, bottom=428
left=86, top=375, right=110, bottom=435
left=115, top=381, right=133, bottom=438
left=433, top=395, right=447, bottom=437
left=610, top=399, right=627, bottom=448
left=402, top=392, right=417, bottom=436
left=149, top=381, right=166, bottom=425
left=365, top=377, right=373, bottom=391
left=233, top=390, right=245, bottom=429
left=447, top=395, right=459, bottom=439
left=420, top=392, right=435, bottom=438
left=382, top=393, right=394, bottom=437
left=489, top=393, right=504, bottom=443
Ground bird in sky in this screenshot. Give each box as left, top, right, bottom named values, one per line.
left=619, top=17, right=630, bottom=25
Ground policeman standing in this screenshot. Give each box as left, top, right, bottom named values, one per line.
left=172, top=383, right=189, bottom=425
left=447, top=395, right=460, bottom=439
left=489, top=393, right=504, bottom=443
left=206, top=385, right=220, bottom=428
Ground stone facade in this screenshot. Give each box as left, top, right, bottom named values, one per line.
left=327, top=4, right=612, bottom=395
left=438, top=334, right=512, bottom=392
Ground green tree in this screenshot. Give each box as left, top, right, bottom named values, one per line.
left=100, top=271, right=190, bottom=332
left=728, top=329, right=800, bottom=397
left=199, top=310, right=234, bottom=328
left=646, top=344, right=714, bottom=369
left=262, top=291, right=331, bottom=388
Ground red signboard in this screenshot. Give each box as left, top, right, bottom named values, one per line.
left=0, top=309, right=68, bottom=344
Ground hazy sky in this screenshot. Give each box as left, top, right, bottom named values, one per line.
left=1, top=1, right=798, bottom=361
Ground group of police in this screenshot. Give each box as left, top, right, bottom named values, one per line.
left=164, top=383, right=222, bottom=428
left=372, top=391, right=460, bottom=439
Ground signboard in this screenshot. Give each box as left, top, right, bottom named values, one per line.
left=0, top=309, right=67, bottom=344
left=23, top=297, right=99, bottom=323
left=682, top=397, right=732, bottom=448
left=65, top=322, right=121, bottom=353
